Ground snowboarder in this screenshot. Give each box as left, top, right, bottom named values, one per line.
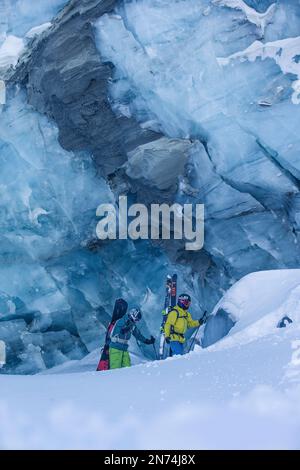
left=164, top=293, right=205, bottom=356
left=109, top=307, right=155, bottom=369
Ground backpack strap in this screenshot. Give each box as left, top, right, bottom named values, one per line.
left=110, top=319, right=131, bottom=346
left=168, top=307, right=186, bottom=337
left=169, top=307, right=186, bottom=320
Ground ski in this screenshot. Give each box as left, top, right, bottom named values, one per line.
left=164, top=275, right=172, bottom=310
left=170, top=273, right=177, bottom=307
left=159, top=274, right=175, bottom=359
left=96, top=298, right=128, bottom=371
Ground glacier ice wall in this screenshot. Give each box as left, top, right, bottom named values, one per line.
left=95, top=0, right=300, bottom=287
left=1, top=0, right=196, bottom=374
left=0, top=90, right=108, bottom=373
left=1, top=0, right=300, bottom=372
left=0, top=89, right=189, bottom=373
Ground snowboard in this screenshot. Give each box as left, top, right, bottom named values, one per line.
left=96, top=298, right=128, bottom=371
left=159, top=274, right=177, bottom=359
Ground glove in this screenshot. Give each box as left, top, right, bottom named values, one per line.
left=199, top=311, right=208, bottom=324
left=165, top=337, right=171, bottom=344
left=145, top=335, right=155, bottom=345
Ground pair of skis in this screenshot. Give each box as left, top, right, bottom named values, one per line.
left=159, top=273, right=177, bottom=359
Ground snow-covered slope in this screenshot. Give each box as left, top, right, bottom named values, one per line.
left=1, top=269, right=300, bottom=449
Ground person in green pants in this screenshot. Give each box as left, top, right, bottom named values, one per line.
left=109, top=307, right=155, bottom=369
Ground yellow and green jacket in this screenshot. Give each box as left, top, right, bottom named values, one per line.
left=164, top=305, right=200, bottom=343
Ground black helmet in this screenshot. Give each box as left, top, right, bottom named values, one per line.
left=128, top=307, right=142, bottom=322
left=178, top=293, right=191, bottom=310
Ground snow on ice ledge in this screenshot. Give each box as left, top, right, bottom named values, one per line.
left=25, top=22, right=52, bottom=39
left=212, top=0, right=276, bottom=35
left=0, top=0, right=67, bottom=74
left=0, top=36, right=24, bottom=69
left=218, top=36, right=300, bottom=104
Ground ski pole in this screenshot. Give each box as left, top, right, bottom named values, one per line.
left=152, top=342, right=159, bottom=360
left=188, top=311, right=209, bottom=353
left=187, top=325, right=201, bottom=353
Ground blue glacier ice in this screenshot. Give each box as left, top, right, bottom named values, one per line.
left=95, top=0, right=300, bottom=275
left=0, top=90, right=108, bottom=372
left=0, top=0, right=67, bottom=39
left=0, top=89, right=193, bottom=373
left=0, top=0, right=68, bottom=72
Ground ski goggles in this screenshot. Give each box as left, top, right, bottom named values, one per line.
left=179, top=297, right=191, bottom=308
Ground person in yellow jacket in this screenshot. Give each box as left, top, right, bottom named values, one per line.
left=164, top=293, right=205, bottom=356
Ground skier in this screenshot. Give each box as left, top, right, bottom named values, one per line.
left=164, top=293, right=205, bottom=356
left=109, top=307, right=155, bottom=369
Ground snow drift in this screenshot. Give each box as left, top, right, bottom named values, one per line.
left=203, top=269, right=300, bottom=348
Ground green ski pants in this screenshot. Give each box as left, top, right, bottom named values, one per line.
left=109, top=347, right=131, bottom=369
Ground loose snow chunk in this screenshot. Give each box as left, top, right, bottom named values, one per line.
left=218, top=37, right=300, bottom=104
left=212, top=0, right=276, bottom=35
left=25, top=22, right=52, bottom=39
left=0, top=35, right=24, bottom=69
left=29, top=207, right=49, bottom=225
